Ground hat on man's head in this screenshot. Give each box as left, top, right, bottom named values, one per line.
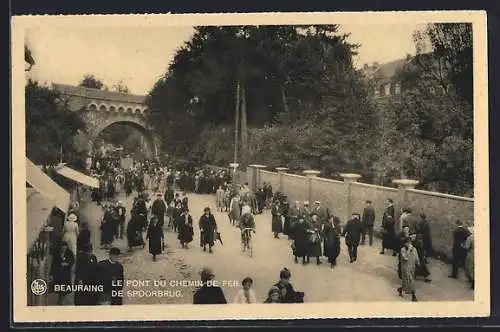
left=314, top=201, right=320, bottom=204
left=200, top=267, right=215, bottom=279
left=204, top=207, right=211, bottom=212
left=109, top=247, right=121, bottom=255
left=303, top=201, right=309, bottom=205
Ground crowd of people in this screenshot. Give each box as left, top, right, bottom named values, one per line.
left=266, top=195, right=475, bottom=302
left=47, top=151, right=474, bottom=305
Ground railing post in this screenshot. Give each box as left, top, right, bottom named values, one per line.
left=248, top=164, right=266, bottom=194
left=339, top=173, right=362, bottom=222
left=275, top=167, right=288, bottom=193
left=392, top=179, right=419, bottom=209
left=303, top=170, right=321, bottom=205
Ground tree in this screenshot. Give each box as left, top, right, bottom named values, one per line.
left=111, top=80, right=130, bottom=94
left=79, top=74, right=105, bottom=90
left=25, top=79, right=87, bottom=166
left=373, top=23, right=474, bottom=195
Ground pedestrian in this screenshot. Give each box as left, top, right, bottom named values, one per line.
left=178, top=208, right=194, bottom=249
left=97, top=247, right=124, bottom=305
left=117, top=201, right=126, bottom=240
left=449, top=220, right=470, bottom=279
left=273, top=268, right=303, bottom=303
left=264, top=286, right=281, bottom=303
left=380, top=213, right=397, bottom=256
left=322, top=215, right=341, bottom=268
left=413, top=233, right=432, bottom=282
left=193, top=267, right=227, bottom=304
left=361, top=200, right=375, bottom=246
left=126, top=212, right=145, bottom=251
left=216, top=186, right=225, bottom=212
left=271, top=200, right=283, bottom=239
left=233, top=277, right=258, bottom=304
left=397, top=236, right=420, bottom=302
left=464, top=226, right=474, bottom=290
left=307, top=214, right=322, bottom=265
left=62, top=212, right=79, bottom=257
left=76, top=221, right=91, bottom=253
left=341, top=213, right=363, bottom=263
left=229, top=194, right=241, bottom=226
left=417, top=213, right=433, bottom=261
left=146, top=216, right=164, bottom=261
left=74, top=243, right=98, bottom=305
left=50, top=241, right=75, bottom=305
left=291, top=217, right=309, bottom=265
left=151, top=192, right=167, bottom=228
left=199, top=207, right=218, bottom=253
left=100, top=206, right=114, bottom=249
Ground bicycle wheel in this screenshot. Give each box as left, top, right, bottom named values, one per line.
left=248, top=233, right=253, bottom=258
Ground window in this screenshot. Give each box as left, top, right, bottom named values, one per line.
left=394, top=83, right=401, bottom=95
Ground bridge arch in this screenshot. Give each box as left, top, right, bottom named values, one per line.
left=90, top=117, right=157, bottom=158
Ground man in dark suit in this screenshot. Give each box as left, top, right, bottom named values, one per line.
left=97, top=247, right=124, bottom=305
left=342, top=213, right=363, bottom=263
left=449, top=220, right=471, bottom=279
left=193, top=267, right=227, bottom=304
left=151, top=192, right=167, bottom=228
left=361, top=200, right=376, bottom=246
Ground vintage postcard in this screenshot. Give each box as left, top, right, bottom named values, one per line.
left=11, top=11, right=489, bottom=323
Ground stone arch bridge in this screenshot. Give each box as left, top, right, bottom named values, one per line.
left=53, top=83, right=159, bottom=158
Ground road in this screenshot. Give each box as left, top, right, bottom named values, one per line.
left=77, top=191, right=473, bottom=304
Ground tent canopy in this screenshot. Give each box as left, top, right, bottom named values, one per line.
left=55, top=165, right=99, bottom=188
left=26, top=158, right=70, bottom=213
left=26, top=188, right=54, bottom=251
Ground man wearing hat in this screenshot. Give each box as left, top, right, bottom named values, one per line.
left=300, top=201, right=311, bottom=223
left=341, top=213, right=363, bottom=263
left=151, top=192, right=167, bottom=228
left=193, top=267, right=227, bottom=304
left=97, top=247, right=124, bottom=305
left=199, top=207, right=218, bottom=253
left=116, top=201, right=126, bottom=240
left=449, top=220, right=471, bottom=279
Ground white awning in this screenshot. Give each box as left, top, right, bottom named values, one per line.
left=55, top=165, right=99, bottom=188
left=26, top=188, right=54, bottom=251
left=26, top=158, right=70, bottom=213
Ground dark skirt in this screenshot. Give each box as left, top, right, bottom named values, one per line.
left=178, top=225, right=194, bottom=244
left=272, top=215, right=283, bottom=233
left=293, top=237, right=308, bottom=257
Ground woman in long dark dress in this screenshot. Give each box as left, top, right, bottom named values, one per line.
left=292, top=217, right=309, bottom=265
left=146, top=216, right=164, bottom=261
left=178, top=209, right=194, bottom=248
left=381, top=215, right=397, bottom=256
left=199, top=207, right=218, bottom=253
left=271, top=200, right=283, bottom=239
left=74, top=243, right=98, bottom=305
left=77, top=221, right=91, bottom=252
left=413, top=233, right=431, bottom=282
left=51, top=241, right=75, bottom=305
left=322, top=215, right=341, bottom=268
left=126, top=212, right=145, bottom=251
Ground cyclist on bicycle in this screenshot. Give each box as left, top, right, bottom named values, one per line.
left=239, top=208, right=256, bottom=250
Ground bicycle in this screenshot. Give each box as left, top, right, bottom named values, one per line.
left=241, top=228, right=255, bottom=257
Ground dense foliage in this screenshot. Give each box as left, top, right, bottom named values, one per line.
left=145, top=23, right=473, bottom=196
left=25, top=79, right=87, bottom=167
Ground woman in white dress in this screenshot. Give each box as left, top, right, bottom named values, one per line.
left=63, top=213, right=79, bottom=257
left=233, top=277, right=258, bottom=304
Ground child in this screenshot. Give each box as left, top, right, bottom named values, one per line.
left=233, top=277, right=258, bottom=304
left=264, top=286, right=281, bottom=303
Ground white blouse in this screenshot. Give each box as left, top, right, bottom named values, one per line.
left=233, top=289, right=258, bottom=304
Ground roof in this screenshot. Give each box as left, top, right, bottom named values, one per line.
left=55, top=164, right=99, bottom=188
left=26, top=158, right=70, bottom=213
left=363, top=58, right=408, bottom=80
left=52, top=83, right=146, bottom=105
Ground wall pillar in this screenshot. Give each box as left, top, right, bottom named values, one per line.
left=303, top=170, right=321, bottom=204
left=275, top=167, right=288, bottom=193
left=248, top=164, right=267, bottom=194
left=339, top=173, right=362, bottom=222
left=392, top=179, right=419, bottom=209
left=229, top=163, right=239, bottom=185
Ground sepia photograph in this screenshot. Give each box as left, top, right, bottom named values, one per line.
left=11, top=11, right=489, bottom=322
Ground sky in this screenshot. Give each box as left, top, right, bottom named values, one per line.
left=25, top=23, right=426, bottom=95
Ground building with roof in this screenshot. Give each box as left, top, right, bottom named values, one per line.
left=363, top=58, right=407, bottom=101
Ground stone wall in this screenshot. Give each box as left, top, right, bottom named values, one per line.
left=260, top=170, right=280, bottom=190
